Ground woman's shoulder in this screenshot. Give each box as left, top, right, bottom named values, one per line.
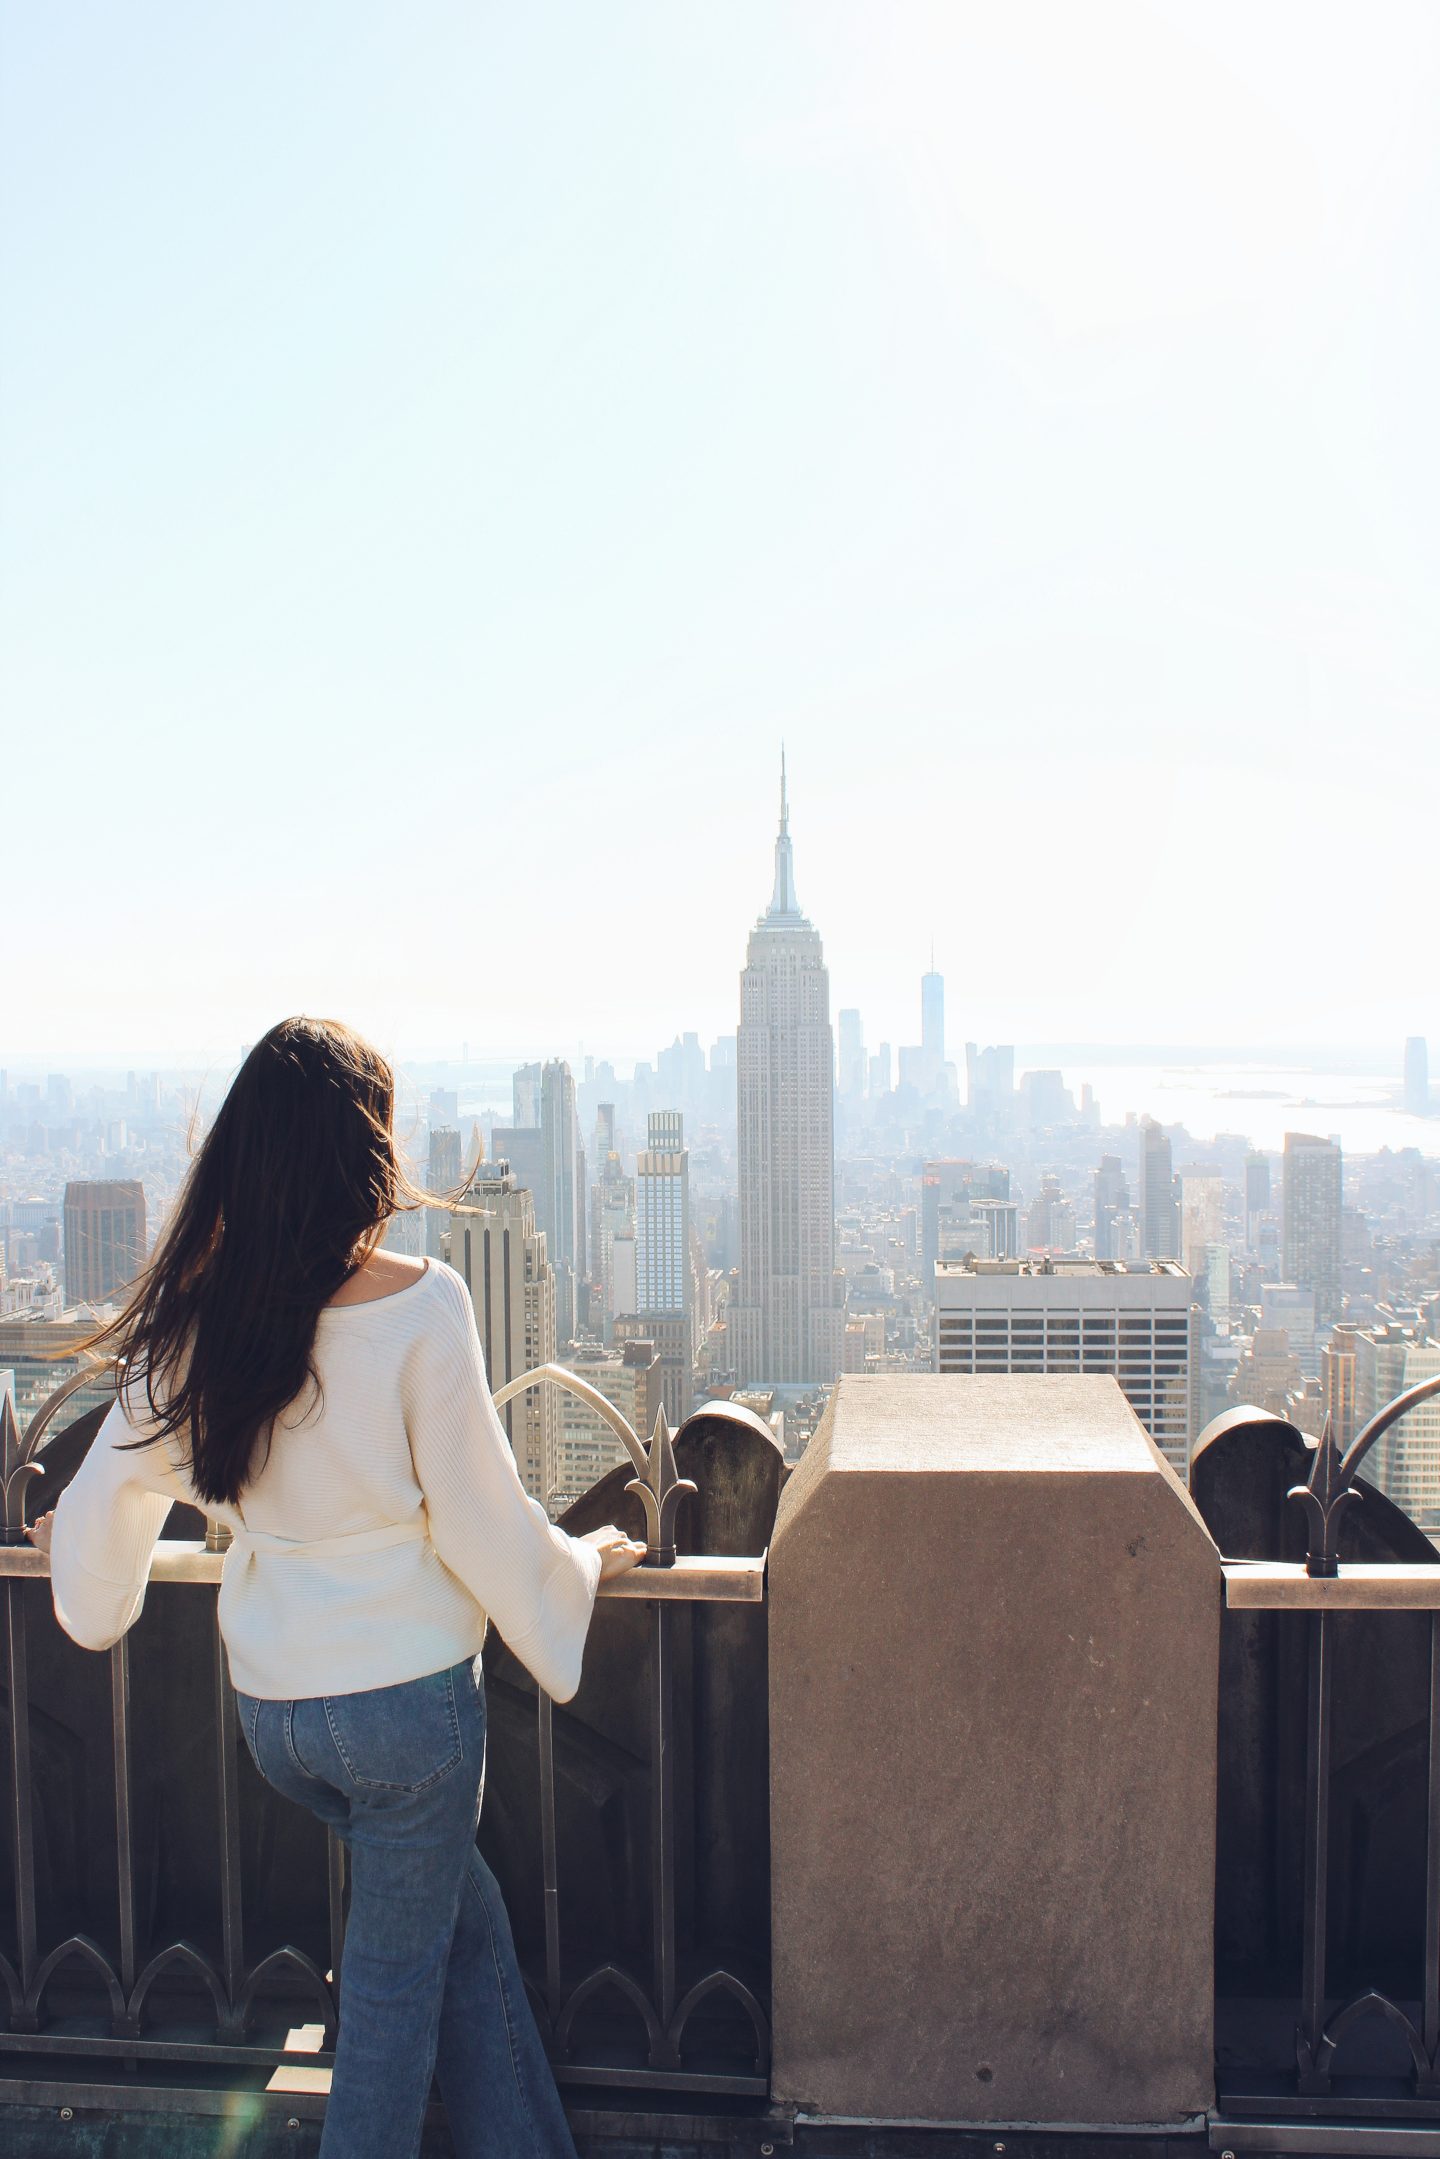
left=420, top=1258, right=472, bottom=1314
left=319, top=1251, right=471, bottom=1321
left=369, top=1255, right=474, bottom=1332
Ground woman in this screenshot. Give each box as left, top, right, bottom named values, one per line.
left=27, top=1016, right=645, bottom=2159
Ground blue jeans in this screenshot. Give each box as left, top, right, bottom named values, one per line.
left=237, top=1659, right=577, bottom=2159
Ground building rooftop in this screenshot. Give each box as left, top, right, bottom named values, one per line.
left=936, top=1255, right=1190, bottom=1279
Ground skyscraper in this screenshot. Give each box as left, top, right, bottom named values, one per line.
left=442, top=1160, right=556, bottom=1501
left=1405, top=1037, right=1430, bottom=1118
left=921, top=967, right=944, bottom=1092
left=922, top=1160, right=975, bottom=1280
left=1138, top=1121, right=1179, bottom=1261
left=1178, top=1169, right=1224, bottom=1281
left=966, top=1043, right=1015, bottom=1116
left=1354, top=1319, right=1440, bottom=1530
left=837, top=1009, right=866, bottom=1099
left=1282, top=1132, right=1343, bottom=1327
left=539, top=1060, right=586, bottom=1342
left=1093, top=1156, right=1130, bottom=1262
left=732, top=758, right=842, bottom=1385
left=426, top=1127, right=464, bottom=1257
left=62, top=1180, right=146, bottom=1306
left=513, top=1063, right=542, bottom=1126
left=636, top=1111, right=690, bottom=1315
left=1244, top=1153, right=1271, bottom=1252
left=589, top=1148, right=634, bottom=1333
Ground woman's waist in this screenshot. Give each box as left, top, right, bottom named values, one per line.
left=221, top=1590, right=490, bottom=1702
left=226, top=1512, right=429, bottom=1563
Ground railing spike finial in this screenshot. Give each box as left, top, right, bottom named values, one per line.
left=1287, top=1411, right=1363, bottom=1579
left=625, top=1403, right=696, bottom=1569
left=0, top=1385, right=43, bottom=1546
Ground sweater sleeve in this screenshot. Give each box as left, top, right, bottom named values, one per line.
left=49, top=1387, right=180, bottom=1651
left=405, top=1271, right=603, bottom=1703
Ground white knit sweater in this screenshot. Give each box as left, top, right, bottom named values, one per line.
left=48, top=1260, right=603, bottom=1702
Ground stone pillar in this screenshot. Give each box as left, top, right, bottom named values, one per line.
left=768, top=1374, right=1220, bottom=2127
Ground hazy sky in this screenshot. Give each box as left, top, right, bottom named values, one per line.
left=4, top=4, right=1437, bottom=1067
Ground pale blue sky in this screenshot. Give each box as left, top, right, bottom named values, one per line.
left=4, top=3, right=1437, bottom=1065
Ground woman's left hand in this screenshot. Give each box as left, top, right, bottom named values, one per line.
left=25, top=1511, right=55, bottom=1555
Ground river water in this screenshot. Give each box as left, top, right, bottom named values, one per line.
left=1058, top=1061, right=1436, bottom=1158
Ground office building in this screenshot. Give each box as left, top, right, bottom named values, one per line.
left=1261, top=1282, right=1318, bottom=1378
left=921, top=969, right=944, bottom=1082
left=62, top=1180, right=146, bottom=1306
left=1178, top=1171, right=1224, bottom=1282
left=1244, top=1154, right=1271, bottom=1252
left=1203, top=1243, right=1232, bottom=1332
left=1405, top=1037, right=1430, bottom=1118
left=636, top=1112, right=690, bottom=1313
left=1094, top=1157, right=1130, bottom=1262
left=590, top=1151, right=635, bottom=1332
left=1228, top=1328, right=1305, bottom=1424
left=923, top=1162, right=972, bottom=1280
left=512, top=1063, right=542, bottom=1127
left=613, top=1310, right=693, bottom=1431
left=488, top=1118, right=543, bottom=1201
left=540, top=1062, right=585, bottom=1273
left=922, top=1162, right=1012, bottom=1279
left=1321, top=1323, right=1363, bottom=1451
left=425, top=1128, right=464, bottom=1258
left=731, top=759, right=842, bottom=1386
left=548, top=1339, right=662, bottom=1515
left=427, top=1126, right=463, bottom=1194
left=966, top=1043, right=1015, bottom=1116
left=1354, top=1321, right=1440, bottom=1528
left=611, top=1230, right=637, bottom=1314
left=442, top=1161, right=556, bottom=1501
left=627, top=1110, right=694, bottom=1422
left=0, top=1314, right=118, bottom=1429
left=506, top=1060, right=584, bottom=1343
left=935, top=1257, right=1193, bottom=1473
left=1282, top=1133, right=1343, bottom=1327
left=1025, top=1176, right=1076, bottom=1254
left=970, top=1198, right=1021, bottom=1261
left=838, top=1010, right=866, bottom=1099
left=1020, top=1070, right=1073, bottom=1128
left=1138, top=1122, right=1179, bottom=1262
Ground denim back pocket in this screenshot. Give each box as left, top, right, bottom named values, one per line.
left=322, top=1668, right=463, bottom=1794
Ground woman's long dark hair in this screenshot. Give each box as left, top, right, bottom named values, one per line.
left=97, top=1017, right=431, bottom=1506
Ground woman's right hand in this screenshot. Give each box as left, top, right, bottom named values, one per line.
left=580, top=1524, right=648, bottom=1581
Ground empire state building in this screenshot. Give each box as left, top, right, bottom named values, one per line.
left=731, top=760, right=842, bottom=1386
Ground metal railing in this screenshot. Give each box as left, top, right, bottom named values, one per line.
left=1217, top=1374, right=1440, bottom=2124
left=0, top=1367, right=770, bottom=2098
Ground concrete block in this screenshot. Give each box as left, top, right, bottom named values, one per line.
left=768, top=1374, right=1220, bottom=2126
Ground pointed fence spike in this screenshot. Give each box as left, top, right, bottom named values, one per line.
left=623, top=1400, right=696, bottom=1568
left=0, top=1388, right=19, bottom=1479
left=1288, top=1412, right=1363, bottom=1579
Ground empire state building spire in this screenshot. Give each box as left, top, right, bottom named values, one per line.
left=767, top=746, right=803, bottom=921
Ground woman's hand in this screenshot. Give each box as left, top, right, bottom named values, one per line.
left=25, top=1511, right=56, bottom=1556
left=580, top=1524, right=648, bottom=1582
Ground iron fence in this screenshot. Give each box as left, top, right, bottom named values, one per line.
left=1213, top=1374, right=1440, bottom=2125
left=0, top=1367, right=770, bottom=2099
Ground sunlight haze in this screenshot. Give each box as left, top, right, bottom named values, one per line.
left=3, top=2, right=1436, bottom=1062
